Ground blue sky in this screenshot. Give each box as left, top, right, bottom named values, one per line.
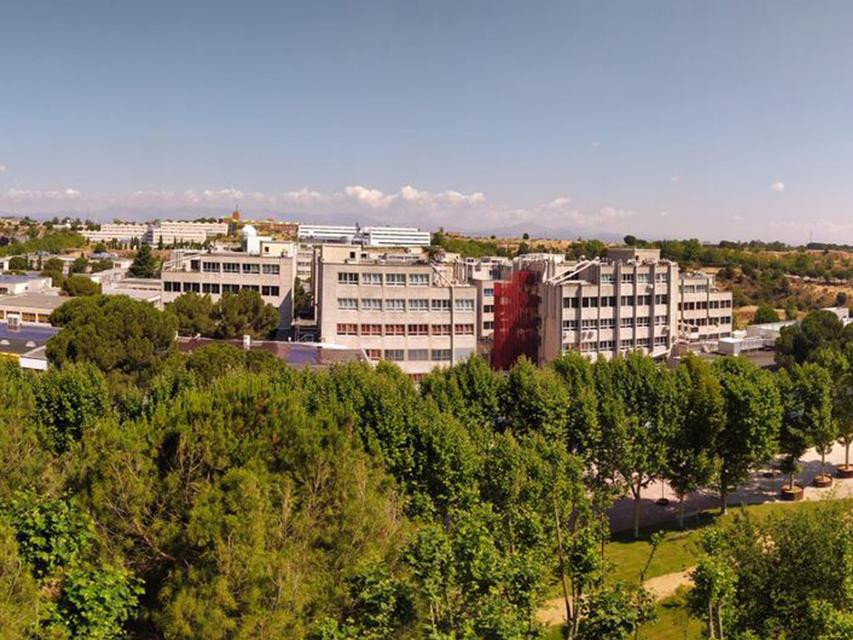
left=1, top=0, right=852, bottom=242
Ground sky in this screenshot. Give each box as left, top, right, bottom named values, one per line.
left=2, top=0, right=853, bottom=242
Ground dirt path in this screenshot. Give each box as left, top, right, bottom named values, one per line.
left=535, top=568, right=695, bottom=627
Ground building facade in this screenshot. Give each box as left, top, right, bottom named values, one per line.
left=315, top=245, right=477, bottom=378
left=677, top=271, right=734, bottom=343
left=144, top=221, right=229, bottom=246
left=82, top=223, right=147, bottom=244
left=298, top=224, right=431, bottom=247
left=160, top=249, right=297, bottom=330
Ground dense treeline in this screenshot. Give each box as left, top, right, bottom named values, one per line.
left=0, top=230, right=87, bottom=258
left=3, top=298, right=853, bottom=638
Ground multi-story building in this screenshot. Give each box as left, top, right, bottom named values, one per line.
left=450, top=256, right=511, bottom=343
left=144, top=221, right=229, bottom=246
left=538, top=248, right=680, bottom=363
left=315, top=245, right=477, bottom=378
left=160, top=247, right=297, bottom=331
left=677, top=271, right=733, bottom=343
left=298, top=224, right=431, bottom=247
left=82, top=223, right=147, bottom=244
left=0, top=274, right=53, bottom=295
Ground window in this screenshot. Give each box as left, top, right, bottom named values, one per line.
left=366, top=349, right=382, bottom=361
left=637, top=295, right=651, bottom=306
left=408, top=273, right=429, bottom=286
left=242, top=263, right=260, bottom=274
left=37, top=314, right=50, bottom=324
left=637, top=273, right=650, bottom=283
left=164, top=281, right=181, bottom=292
left=386, top=273, right=406, bottom=286
left=361, top=324, right=383, bottom=336
left=636, top=337, right=650, bottom=347
left=385, top=324, right=406, bottom=336
left=262, top=264, right=280, bottom=275
left=621, top=273, right=634, bottom=283
left=408, top=349, right=429, bottom=361
left=454, top=323, right=475, bottom=335
left=655, top=294, right=669, bottom=305
left=384, top=349, right=405, bottom=361
left=202, top=261, right=220, bottom=273
left=202, top=283, right=220, bottom=294
left=242, top=285, right=260, bottom=292
left=407, top=323, right=428, bottom=336
left=454, top=347, right=474, bottom=360
left=636, top=317, right=650, bottom=327
left=582, top=297, right=598, bottom=308
left=338, top=298, right=358, bottom=310
left=563, top=297, right=579, bottom=309
left=655, top=336, right=668, bottom=346
left=563, top=319, right=578, bottom=330
left=385, top=299, right=405, bottom=312
left=361, top=298, right=382, bottom=311
left=600, top=296, right=616, bottom=307
left=409, top=299, right=429, bottom=312
left=655, top=315, right=668, bottom=325
left=336, top=323, right=357, bottom=335
left=362, top=272, right=382, bottom=286
left=581, top=319, right=598, bottom=329
left=431, top=324, right=451, bottom=335
left=455, top=299, right=475, bottom=312
left=483, top=321, right=494, bottom=330
left=182, top=282, right=200, bottom=293
left=483, top=287, right=494, bottom=297
left=600, top=317, right=615, bottom=328
left=431, top=349, right=452, bottom=361
left=620, top=295, right=633, bottom=306
left=22, top=312, right=36, bottom=322
left=601, top=273, right=615, bottom=283
left=483, top=304, right=495, bottom=313
left=338, top=272, right=359, bottom=285
left=655, top=272, right=668, bottom=283
left=261, top=285, right=280, bottom=296
left=598, top=340, right=615, bottom=350
left=431, top=299, right=451, bottom=311
left=223, top=262, right=239, bottom=273
left=621, top=317, right=634, bottom=328
left=222, top=284, right=240, bottom=294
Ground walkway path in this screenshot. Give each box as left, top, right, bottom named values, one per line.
left=535, top=568, right=695, bottom=626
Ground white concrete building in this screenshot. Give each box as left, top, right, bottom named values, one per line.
left=315, top=245, right=477, bottom=378
left=0, top=274, right=54, bottom=295
left=144, top=221, right=229, bottom=246
left=677, top=271, right=734, bottom=343
left=82, top=223, right=147, bottom=244
left=298, top=224, right=431, bottom=247
left=160, top=248, right=297, bottom=330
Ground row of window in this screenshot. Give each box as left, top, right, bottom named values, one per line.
left=563, top=315, right=669, bottom=330
left=190, top=260, right=281, bottom=275
left=576, top=335, right=669, bottom=352
left=336, top=298, right=476, bottom=312
left=365, top=347, right=474, bottom=362
left=0, top=310, right=51, bottom=323
left=164, top=282, right=281, bottom=296
left=564, top=294, right=669, bottom=309
left=679, top=300, right=733, bottom=310
left=600, top=272, right=667, bottom=284
left=684, top=317, right=732, bottom=327
left=338, top=272, right=430, bottom=286
left=680, top=284, right=709, bottom=293
left=336, top=323, right=476, bottom=337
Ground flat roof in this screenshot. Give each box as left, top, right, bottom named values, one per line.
left=0, top=292, right=67, bottom=311
left=0, top=323, right=59, bottom=355
left=0, top=274, right=49, bottom=284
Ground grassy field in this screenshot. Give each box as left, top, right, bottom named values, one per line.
left=544, top=497, right=853, bottom=639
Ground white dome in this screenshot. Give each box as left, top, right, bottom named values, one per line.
left=240, top=224, right=258, bottom=237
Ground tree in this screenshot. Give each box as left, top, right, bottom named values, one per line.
left=167, top=292, right=217, bottom=337
left=128, top=243, right=159, bottom=278
left=212, top=289, right=280, bottom=339
left=751, top=303, right=779, bottom=325
left=32, top=362, right=109, bottom=453
left=47, top=294, right=177, bottom=380
left=0, top=522, right=40, bottom=639
left=90, top=258, right=114, bottom=273
left=42, top=257, right=64, bottom=273
left=776, top=309, right=845, bottom=367
left=595, top=353, right=676, bottom=538
left=777, top=363, right=833, bottom=489
left=293, top=277, right=312, bottom=318
left=62, top=274, right=101, bottom=297
left=69, top=255, right=89, bottom=274
left=8, top=255, right=29, bottom=271
left=712, top=357, right=782, bottom=514
left=665, top=355, right=725, bottom=528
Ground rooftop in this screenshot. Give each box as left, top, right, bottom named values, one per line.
left=0, top=322, right=59, bottom=355
left=0, top=292, right=66, bottom=311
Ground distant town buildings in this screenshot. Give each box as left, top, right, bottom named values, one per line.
left=297, top=224, right=431, bottom=247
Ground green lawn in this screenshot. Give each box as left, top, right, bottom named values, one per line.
left=543, top=497, right=853, bottom=639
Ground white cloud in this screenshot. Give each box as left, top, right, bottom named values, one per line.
left=5, top=187, right=80, bottom=201
left=202, top=187, right=245, bottom=202
left=344, top=185, right=396, bottom=209
left=659, top=210, right=670, bottom=217
left=0, top=165, right=7, bottom=173
left=671, top=175, right=682, bottom=182
left=771, top=181, right=785, bottom=192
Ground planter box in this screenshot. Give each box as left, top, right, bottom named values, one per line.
left=838, top=465, right=853, bottom=479
left=813, top=474, right=834, bottom=488
left=780, top=485, right=804, bottom=501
